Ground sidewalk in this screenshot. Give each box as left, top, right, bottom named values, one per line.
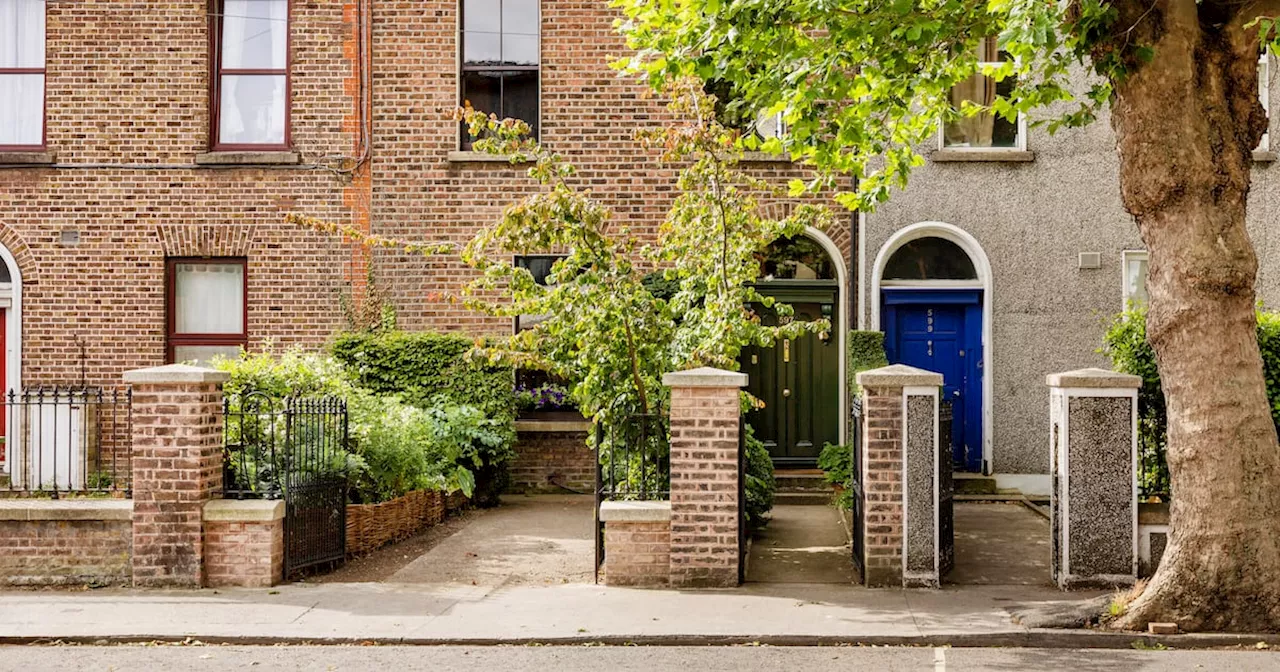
left=0, top=581, right=1061, bottom=642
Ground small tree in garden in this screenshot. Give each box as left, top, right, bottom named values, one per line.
left=458, top=81, right=831, bottom=421
left=291, top=81, right=830, bottom=513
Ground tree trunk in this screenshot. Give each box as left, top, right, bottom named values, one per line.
left=1106, top=0, right=1280, bottom=631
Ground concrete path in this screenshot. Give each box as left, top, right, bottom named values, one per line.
left=7, top=645, right=1279, bottom=672
left=0, top=581, right=1105, bottom=644
left=949, top=502, right=1052, bottom=587
left=388, top=494, right=593, bottom=587
left=746, top=504, right=854, bottom=584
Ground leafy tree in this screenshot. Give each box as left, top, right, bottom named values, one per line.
left=615, top=0, right=1280, bottom=631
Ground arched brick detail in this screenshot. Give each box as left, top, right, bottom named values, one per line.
left=0, top=224, right=39, bottom=286
left=157, top=225, right=257, bottom=258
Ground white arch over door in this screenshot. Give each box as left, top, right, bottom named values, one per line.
left=0, top=242, right=21, bottom=470
left=870, top=221, right=993, bottom=473
left=798, top=226, right=849, bottom=445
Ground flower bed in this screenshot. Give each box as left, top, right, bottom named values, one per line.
left=346, top=489, right=448, bottom=556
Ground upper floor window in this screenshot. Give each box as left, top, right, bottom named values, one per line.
left=941, top=37, right=1023, bottom=151
left=706, top=78, right=787, bottom=141
left=460, top=0, right=540, bottom=150
left=211, top=0, right=290, bottom=149
left=0, top=0, right=45, bottom=150
left=1122, top=250, right=1148, bottom=307
left=167, top=258, right=248, bottom=365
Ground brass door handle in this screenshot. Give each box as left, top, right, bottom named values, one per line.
left=783, top=388, right=791, bottom=398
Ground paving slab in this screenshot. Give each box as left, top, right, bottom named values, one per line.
left=388, top=494, right=593, bottom=586
left=746, top=504, right=854, bottom=584
left=948, top=502, right=1053, bottom=586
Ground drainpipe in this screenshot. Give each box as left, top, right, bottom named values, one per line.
left=849, top=175, right=860, bottom=330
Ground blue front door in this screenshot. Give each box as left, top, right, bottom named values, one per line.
left=882, top=289, right=984, bottom=472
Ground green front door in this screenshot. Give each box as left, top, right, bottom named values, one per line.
left=741, top=283, right=842, bottom=466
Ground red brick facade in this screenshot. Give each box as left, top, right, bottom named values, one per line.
left=0, top=0, right=848, bottom=392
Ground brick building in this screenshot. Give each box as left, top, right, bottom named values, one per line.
left=1, top=0, right=1276, bottom=497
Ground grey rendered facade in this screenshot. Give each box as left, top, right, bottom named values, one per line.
left=857, top=63, right=1280, bottom=493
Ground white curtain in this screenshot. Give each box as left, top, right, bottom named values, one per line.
left=175, top=263, right=244, bottom=334
left=219, top=0, right=286, bottom=144
left=0, top=0, right=46, bottom=146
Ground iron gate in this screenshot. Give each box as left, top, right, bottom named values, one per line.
left=939, top=399, right=955, bottom=577
left=224, top=393, right=350, bottom=580
left=850, top=397, right=866, bottom=581
left=593, top=408, right=668, bottom=583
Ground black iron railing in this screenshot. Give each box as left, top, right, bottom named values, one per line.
left=1, top=386, right=132, bottom=497
left=850, top=396, right=865, bottom=579
left=222, top=392, right=350, bottom=500
left=595, top=411, right=670, bottom=501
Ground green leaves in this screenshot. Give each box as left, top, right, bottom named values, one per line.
left=612, top=0, right=1115, bottom=212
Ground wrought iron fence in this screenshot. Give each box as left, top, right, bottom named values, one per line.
left=593, top=406, right=670, bottom=583
left=222, top=392, right=350, bottom=500
left=1, top=386, right=132, bottom=497
left=594, top=411, right=670, bottom=501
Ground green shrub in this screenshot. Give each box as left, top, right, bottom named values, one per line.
left=817, top=441, right=852, bottom=511
left=848, top=330, right=889, bottom=399
left=1101, top=304, right=1280, bottom=498
left=214, top=347, right=514, bottom=506
left=743, top=423, right=776, bottom=530
left=332, top=331, right=516, bottom=420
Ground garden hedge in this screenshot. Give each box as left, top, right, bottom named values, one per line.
left=1102, top=305, right=1280, bottom=498
left=332, top=331, right=516, bottom=421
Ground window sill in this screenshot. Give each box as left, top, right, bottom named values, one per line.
left=930, top=149, right=1035, bottom=163
left=1254, top=149, right=1278, bottom=163
left=194, top=151, right=300, bottom=166
left=0, top=151, right=55, bottom=165
left=447, top=151, right=534, bottom=164
left=739, top=151, right=792, bottom=163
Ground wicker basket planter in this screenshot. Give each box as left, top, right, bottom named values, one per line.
left=346, top=489, right=448, bottom=556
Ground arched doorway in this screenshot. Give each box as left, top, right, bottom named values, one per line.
left=871, top=222, right=991, bottom=473
left=742, top=230, right=847, bottom=467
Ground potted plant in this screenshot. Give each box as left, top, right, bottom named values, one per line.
left=515, top=381, right=582, bottom=422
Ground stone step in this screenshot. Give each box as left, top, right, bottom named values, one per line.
left=774, top=491, right=834, bottom=506
left=953, top=474, right=998, bottom=495
left=773, top=469, right=830, bottom=492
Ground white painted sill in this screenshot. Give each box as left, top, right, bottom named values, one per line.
left=930, top=149, right=1035, bottom=163
left=447, top=151, right=534, bottom=164
left=738, top=151, right=791, bottom=163
left=1254, top=149, right=1278, bottom=163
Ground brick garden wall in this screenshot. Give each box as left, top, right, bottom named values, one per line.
left=862, top=385, right=905, bottom=587
left=509, top=429, right=594, bottom=494
left=0, top=518, right=131, bottom=587
left=603, top=520, right=670, bottom=587
left=204, top=519, right=284, bottom=588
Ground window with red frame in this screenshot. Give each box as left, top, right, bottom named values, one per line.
left=0, top=0, right=46, bottom=150
left=210, top=0, right=290, bottom=149
left=167, top=259, right=248, bottom=365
